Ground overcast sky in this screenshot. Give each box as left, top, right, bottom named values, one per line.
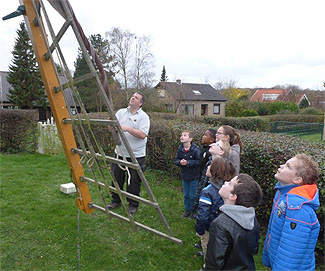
left=1, top=0, right=325, bottom=90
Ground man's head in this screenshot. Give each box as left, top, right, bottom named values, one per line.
left=180, top=130, right=193, bottom=144
left=129, top=92, right=145, bottom=109
left=275, top=154, right=319, bottom=186
left=219, top=174, right=262, bottom=208
left=209, top=140, right=230, bottom=158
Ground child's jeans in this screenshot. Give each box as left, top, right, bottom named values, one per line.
left=182, top=179, right=198, bottom=211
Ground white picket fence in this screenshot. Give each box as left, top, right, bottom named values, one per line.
left=38, top=117, right=63, bottom=155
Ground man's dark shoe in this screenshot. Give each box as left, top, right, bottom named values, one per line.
left=129, top=205, right=137, bottom=215
left=197, top=250, right=203, bottom=257
left=181, top=210, right=191, bottom=218
left=107, top=202, right=121, bottom=210
left=194, top=242, right=202, bottom=249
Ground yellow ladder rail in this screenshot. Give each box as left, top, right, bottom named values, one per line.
left=22, top=0, right=93, bottom=214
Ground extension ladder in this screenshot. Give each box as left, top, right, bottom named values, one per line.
left=4, top=0, right=181, bottom=244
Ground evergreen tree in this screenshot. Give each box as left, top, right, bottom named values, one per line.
left=74, top=34, right=116, bottom=112
left=160, top=65, right=168, bottom=82
left=7, top=22, right=46, bottom=109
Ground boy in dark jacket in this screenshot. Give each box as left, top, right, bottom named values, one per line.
left=205, top=174, right=262, bottom=271
left=174, top=130, right=200, bottom=218
left=195, top=157, right=236, bottom=258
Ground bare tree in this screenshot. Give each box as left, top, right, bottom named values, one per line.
left=132, top=35, right=155, bottom=90
left=106, top=27, right=135, bottom=101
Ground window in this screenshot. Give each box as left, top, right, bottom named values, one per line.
left=262, top=94, right=280, bottom=101
left=166, top=104, right=173, bottom=112
left=71, top=108, right=77, bottom=115
left=201, top=104, right=208, bottom=116
left=181, top=104, right=194, bottom=115
left=158, top=89, right=165, bottom=98
left=213, top=103, right=220, bottom=114
left=192, top=90, right=202, bottom=95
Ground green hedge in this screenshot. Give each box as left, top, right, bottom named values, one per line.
left=0, top=109, right=38, bottom=153
left=203, top=116, right=269, bottom=132
left=264, top=114, right=324, bottom=123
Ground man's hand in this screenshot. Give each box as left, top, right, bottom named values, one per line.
left=120, top=124, right=146, bottom=139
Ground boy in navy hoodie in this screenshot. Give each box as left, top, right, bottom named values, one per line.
left=174, top=131, right=200, bottom=218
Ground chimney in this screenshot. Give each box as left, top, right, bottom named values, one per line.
left=176, top=79, right=181, bottom=85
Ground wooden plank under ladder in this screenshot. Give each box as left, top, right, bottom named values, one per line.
left=17, top=0, right=182, bottom=244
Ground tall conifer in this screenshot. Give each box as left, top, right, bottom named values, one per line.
left=7, top=22, right=46, bottom=109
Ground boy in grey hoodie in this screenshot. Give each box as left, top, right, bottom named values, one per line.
left=204, top=174, right=262, bottom=271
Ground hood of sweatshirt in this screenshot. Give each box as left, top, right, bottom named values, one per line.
left=230, top=144, right=240, bottom=155
left=219, top=205, right=256, bottom=230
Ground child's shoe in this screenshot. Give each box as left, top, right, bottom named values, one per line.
left=189, top=211, right=197, bottom=219
left=181, top=210, right=191, bottom=218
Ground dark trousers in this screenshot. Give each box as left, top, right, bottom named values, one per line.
left=111, top=156, right=145, bottom=208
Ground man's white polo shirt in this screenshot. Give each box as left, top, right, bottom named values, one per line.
left=114, top=107, right=150, bottom=158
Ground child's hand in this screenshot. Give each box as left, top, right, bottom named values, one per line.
left=180, top=159, right=188, bottom=166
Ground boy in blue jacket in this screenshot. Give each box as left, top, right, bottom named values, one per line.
left=174, top=130, right=200, bottom=218
left=195, top=157, right=236, bottom=257
left=262, top=154, right=320, bottom=271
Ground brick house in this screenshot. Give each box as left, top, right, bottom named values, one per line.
left=250, top=88, right=310, bottom=106
left=155, top=80, right=227, bottom=117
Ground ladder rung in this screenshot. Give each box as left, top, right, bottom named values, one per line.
left=81, top=176, right=158, bottom=207
left=90, top=203, right=183, bottom=245
left=54, top=72, right=95, bottom=93
left=49, top=18, right=72, bottom=54
left=63, top=118, right=118, bottom=126
left=71, top=148, right=140, bottom=170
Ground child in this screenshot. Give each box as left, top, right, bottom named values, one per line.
left=193, top=139, right=231, bottom=253
left=199, top=129, right=216, bottom=179
left=262, top=154, right=320, bottom=271
left=205, top=174, right=262, bottom=270
left=216, top=125, right=243, bottom=175
left=174, top=131, right=200, bottom=218
left=195, top=157, right=236, bottom=258
left=208, top=140, right=230, bottom=160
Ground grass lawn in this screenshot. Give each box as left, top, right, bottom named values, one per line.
left=299, top=132, right=324, bottom=142
left=1, top=153, right=266, bottom=270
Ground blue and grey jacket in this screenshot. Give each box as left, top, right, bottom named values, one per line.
left=195, top=180, right=224, bottom=235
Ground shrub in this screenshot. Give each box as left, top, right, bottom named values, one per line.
left=299, top=107, right=321, bottom=115
left=268, top=101, right=299, bottom=115
left=203, top=116, right=269, bottom=132
left=0, top=109, right=38, bottom=153
left=242, top=109, right=258, bottom=117
left=264, top=114, right=324, bottom=123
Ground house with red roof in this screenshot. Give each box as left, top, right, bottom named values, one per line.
left=250, top=88, right=310, bottom=106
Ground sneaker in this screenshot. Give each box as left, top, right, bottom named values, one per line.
left=107, top=201, right=121, bottom=210
left=129, top=205, right=137, bottom=215
left=194, top=242, right=202, bottom=249
left=189, top=212, right=197, bottom=220
left=181, top=210, right=191, bottom=218
left=197, top=250, right=203, bottom=257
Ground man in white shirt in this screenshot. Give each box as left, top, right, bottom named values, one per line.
left=108, top=92, right=150, bottom=215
